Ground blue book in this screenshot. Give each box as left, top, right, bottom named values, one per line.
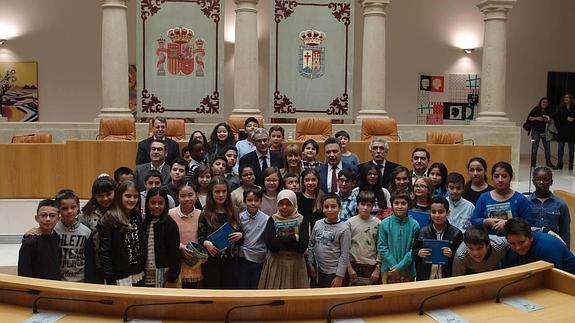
left=207, top=222, right=235, bottom=251
left=409, top=210, right=430, bottom=228
left=423, top=239, right=449, bottom=265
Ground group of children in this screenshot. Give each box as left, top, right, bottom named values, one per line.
left=17, top=120, right=575, bottom=288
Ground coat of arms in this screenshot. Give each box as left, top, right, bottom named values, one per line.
left=299, top=29, right=326, bottom=79
left=156, top=26, right=206, bottom=77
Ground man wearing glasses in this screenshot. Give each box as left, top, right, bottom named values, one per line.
left=239, top=128, right=283, bottom=186
left=358, top=138, right=401, bottom=190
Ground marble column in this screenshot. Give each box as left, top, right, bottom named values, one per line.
left=98, top=0, right=133, bottom=119
left=474, top=0, right=516, bottom=123
left=231, top=0, right=262, bottom=118
left=356, top=0, right=390, bottom=122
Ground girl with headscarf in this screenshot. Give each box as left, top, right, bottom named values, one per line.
left=258, top=189, right=310, bottom=289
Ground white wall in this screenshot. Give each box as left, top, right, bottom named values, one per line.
left=1, top=0, right=574, bottom=153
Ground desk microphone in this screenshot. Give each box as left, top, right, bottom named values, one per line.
left=454, top=139, right=475, bottom=145
left=418, top=286, right=465, bottom=315
left=326, top=294, right=382, bottom=323
left=0, top=287, right=40, bottom=295
left=32, top=296, right=113, bottom=314
left=123, top=299, right=213, bottom=322
left=495, top=272, right=534, bottom=303
left=224, top=300, right=284, bottom=323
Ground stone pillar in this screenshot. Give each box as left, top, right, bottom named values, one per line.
left=474, top=0, right=516, bottom=123
left=98, top=0, right=133, bottom=119
left=231, top=0, right=262, bottom=118
left=356, top=0, right=390, bottom=122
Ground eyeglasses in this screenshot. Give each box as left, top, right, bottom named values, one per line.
left=338, top=178, right=352, bottom=183
left=414, top=184, right=428, bottom=189
left=255, top=138, right=269, bottom=144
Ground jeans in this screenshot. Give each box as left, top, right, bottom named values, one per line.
left=531, top=129, right=551, bottom=165
left=557, top=141, right=574, bottom=167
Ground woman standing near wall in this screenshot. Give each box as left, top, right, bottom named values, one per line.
left=527, top=97, right=555, bottom=168
left=554, top=94, right=575, bottom=170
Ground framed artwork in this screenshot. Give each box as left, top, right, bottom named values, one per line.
left=0, top=62, right=38, bottom=122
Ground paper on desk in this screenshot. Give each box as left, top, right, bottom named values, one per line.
left=501, top=296, right=544, bottom=312
left=426, top=309, right=468, bottom=323
left=22, top=311, right=65, bottom=323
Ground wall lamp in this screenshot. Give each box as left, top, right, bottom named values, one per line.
left=463, top=48, right=475, bottom=54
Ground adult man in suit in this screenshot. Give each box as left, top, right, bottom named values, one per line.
left=410, top=147, right=430, bottom=184
left=318, top=137, right=357, bottom=193
left=134, top=139, right=171, bottom=191
left=357, top=138, right=401, bottom=190
left=239, top=128, right=282, bottom=187
left=136, top=117, right=180, bottom=166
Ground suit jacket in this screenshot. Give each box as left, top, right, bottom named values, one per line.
left=358, top=159, right=402, bottom=190
left=317, top=161, right=357, bottom=193
left=239, top=150, right=283, bottom=187
left=136, top=136, right=180, bottom=166
left=134, top=163, right=171, bottom=192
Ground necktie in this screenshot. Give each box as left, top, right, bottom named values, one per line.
left=376, top=164, right=384, bottom=186
left=261, top=155, right=268, bottom=171
left=331, top=166, right=338, bottom=192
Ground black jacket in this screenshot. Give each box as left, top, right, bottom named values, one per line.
left=97, top=211, right=146, bottom=285
left=358, top=160, right=402, bottom=190
left=413, top=221, right=463, bottom=281
left=17, top=232, right=61, bottom=280
left=238, top=150, right=283, bottom=187
left=144, top=215, right=181, bottom=283
left=136, top=136, right=181, bottom=166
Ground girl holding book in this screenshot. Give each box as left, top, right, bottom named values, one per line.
left=198, top=177, right=242, bottom=289
left=259, top=189, right=310, bottom=289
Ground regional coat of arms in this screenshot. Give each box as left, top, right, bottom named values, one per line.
left=156, top=26, right=206, bottom=77
left=298, top=29, right=326, bottom=79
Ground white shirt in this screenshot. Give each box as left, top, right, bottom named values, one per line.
left=327, top=161, right=343, bottom=193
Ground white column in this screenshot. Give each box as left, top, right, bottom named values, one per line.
left=231, top=0, right=262, bottom=118
left=98, top=0, right=133, bottom=119
left=356, top=0, right=390, bottom=122
left=474, top=0, right=516, bottom=123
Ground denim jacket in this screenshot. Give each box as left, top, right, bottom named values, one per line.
left=529, top=192, right=571, bottom=247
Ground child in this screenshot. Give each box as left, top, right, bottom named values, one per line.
left=198, top=177, right=243, bottom=289
left=169, top=182, right=204, bottom=288
left=181, top=146, right=192, bottom=165
left=192, top=164, right=212, bottom=210
left=429, top=162, right=448, bottom=198
left=185, top=139, right=208, bottom=182
left=452, top=224, right=509, bottom=276
left=140, top=170, right=176, bottom=217
left=269, top=125, right=285, bottom=155
left=54, top=189, right=95, bottom=283
left=388, top=166, right=413, bottom=197
left=98, top=180, right=146, bottom=286
left=165, top=157, right=189, bottom=204
left=336, top=169, right=358, bottom=221
left=296, top=168, right=325, bottom=232
left=231, top=164, right=257, bottom=212
left=462, top=157, right=493, bottom=205
left=210, top=154, right=228, bottom=178
left=354, top=163, right=391, bottom=219
left=335, top=130, right=359, bottom=168
left=283, top=172, right=300, bottom=192
left=282, top=144, right=303, bottom=177
left=301, top=139, right=322, bottom=169
left=79, top=175, right=117, bottom=283
left=18, top=199, right=61, bottom=280
left=207, top=122, right=236, bottom=159
left=413, top=197, right=463, bottom=281
left=409, top=177, right=433, bottom=227
left=259, top=189, right=310, bottom=289
left=346, top=191, right=381, bottom=286
left=445, top=172, right=475, bottom=232
left=235, top=117, right=259, bottom=159
left=224, top=146, right=240, bottom=191
left=308, top=194, right=351, bottom=288
left=143, top=187, right=181, bottom=287
left=238, top=187, right=269, bottom=289
left=529, top=166, right=571, bottom=246
left=114, top=166, right=135, bottom=185
left=471, top=162, right=533, bottom=236
left=378, top=192, right=420, bottom=283
left=261, top=167, right=283, bottom=217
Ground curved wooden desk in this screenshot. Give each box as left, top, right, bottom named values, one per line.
left=1, top=262, right=574, bottom=321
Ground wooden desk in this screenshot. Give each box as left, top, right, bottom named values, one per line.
left=0, top=140, right=511, bottom=199
left=1, top=262, right=573, bottom=321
